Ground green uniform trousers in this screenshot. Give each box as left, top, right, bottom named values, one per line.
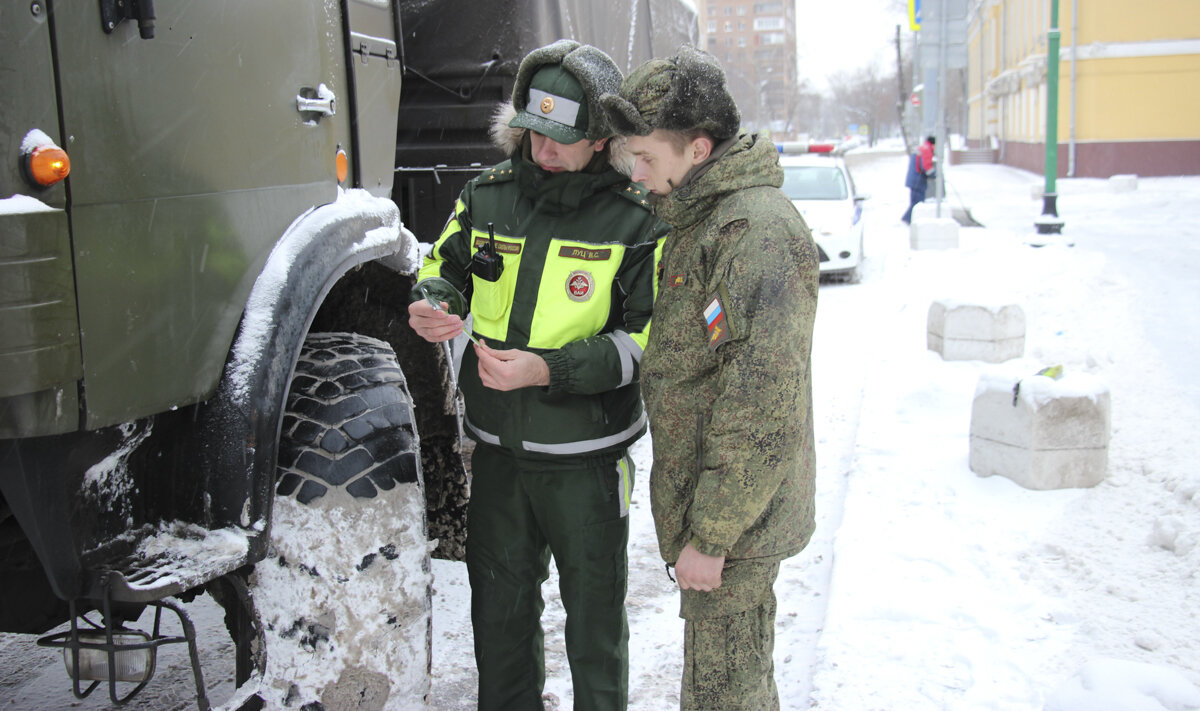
left=679, top=559, right=781, bottom=711
left=466, top=444, right=633, bottom=711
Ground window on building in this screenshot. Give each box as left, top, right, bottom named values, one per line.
left=736, top=5, right=746, bottom=15
left=708, top=20, right=717, bottom=33
left=761, top=32, right=786, bottom=45
left=754, top=2, right=784, bottom=11
left=754, top=17, right=785, bottom=31
left=738, top=36, right=747, bottom=47
left=739, top=20, right=747, bottom=30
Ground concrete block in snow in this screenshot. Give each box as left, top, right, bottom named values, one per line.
left=1109, top=174, right=1138, bottom=192
left=969, top=369, right=1111, bottom=490
left=910, top=216, right=959, bottom=250
left=927, top=299, right=1025, bottom=362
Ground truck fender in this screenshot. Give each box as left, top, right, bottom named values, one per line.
left=197, top=189, right=418, bottom=551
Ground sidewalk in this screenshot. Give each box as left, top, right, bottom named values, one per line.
left=807, top=154, right=1200, bottom=709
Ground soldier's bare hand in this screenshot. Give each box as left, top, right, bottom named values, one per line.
left=675, top=544, right=725, bottom=591
left=475, top=342, right=550, bottom=391
left=408, top=299, right=465, bottom=343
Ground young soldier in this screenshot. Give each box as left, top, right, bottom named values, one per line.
left=408, top=40, right=666, bottom=710
left=601, top=46, right=819, bottom=710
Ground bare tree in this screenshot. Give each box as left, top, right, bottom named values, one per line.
left=827, top=65, right=896, bottom=145
left=784, top=79, right=824, bottom=138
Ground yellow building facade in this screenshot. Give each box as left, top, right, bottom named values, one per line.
left=967, top=0, right=1200, bottom=177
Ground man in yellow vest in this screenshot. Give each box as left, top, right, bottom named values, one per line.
left=408, top=40, right=667, bottom=710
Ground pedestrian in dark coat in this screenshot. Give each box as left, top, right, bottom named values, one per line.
left=902, top=135, right=936, bottom=224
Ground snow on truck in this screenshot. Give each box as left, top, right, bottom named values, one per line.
left=0, top=1, right=696, bottom=709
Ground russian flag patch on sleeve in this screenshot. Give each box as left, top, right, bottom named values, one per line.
left=704, top=293, right=734, bottom=350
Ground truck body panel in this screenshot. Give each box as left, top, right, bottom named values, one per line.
left=0, top=6, right=81, bottom=437
left=54, top=3, right=343, bottom=428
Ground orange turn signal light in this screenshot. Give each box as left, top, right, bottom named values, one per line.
left=335, top=148, right=348, bottom=184
left=27, top=145, right=71, bottom=187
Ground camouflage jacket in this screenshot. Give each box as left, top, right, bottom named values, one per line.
left=642, top=131, right=819, bottom=564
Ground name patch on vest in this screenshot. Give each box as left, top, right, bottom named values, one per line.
left=558, top=246, right=612, bottom=261
left=473, top=236, right=522, bottom=255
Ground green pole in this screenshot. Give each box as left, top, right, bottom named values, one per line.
left=1037, top=0, right=1065, bottom=233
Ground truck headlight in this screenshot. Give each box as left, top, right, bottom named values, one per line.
left=62, top=631, right=156, bottom=684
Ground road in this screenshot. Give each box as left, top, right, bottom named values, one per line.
left=0, top=593, right=235, bottom=710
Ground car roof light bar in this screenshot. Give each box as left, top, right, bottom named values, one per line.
left=776, top=141, right=842, bottom=155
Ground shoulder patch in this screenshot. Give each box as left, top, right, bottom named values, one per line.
left=479, top=160, right=517, bottom=186
left=615, top=182, right=653, bottom=210
left=704, top=283, right=739, bottom=350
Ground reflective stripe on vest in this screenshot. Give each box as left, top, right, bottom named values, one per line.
left=465, top=411, right=648, bottom=456
left=607, top=330, right=642, bottom=387
left=616, top=455, right=633, bottom=518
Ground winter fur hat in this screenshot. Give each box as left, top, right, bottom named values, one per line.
left=600, top=45, right=741, bottom=140
left=508, top=39, right=623, bottom=144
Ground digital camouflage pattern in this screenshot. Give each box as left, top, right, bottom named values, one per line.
left=682, top=560, right=780, bottom=711
left=641, top=130, right=819, bottom=571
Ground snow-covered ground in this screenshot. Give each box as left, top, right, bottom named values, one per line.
left=4, top=151, right=1198, bottom=711
left=428, top=149, right=1200, bottom=710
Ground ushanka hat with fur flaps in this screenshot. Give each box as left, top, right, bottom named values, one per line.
left=600, top=45, right=741, bottom=140
left=508, top=39, right=623, bottom=144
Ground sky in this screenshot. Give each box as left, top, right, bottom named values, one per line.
left=795, top=0, right=912, bottom=92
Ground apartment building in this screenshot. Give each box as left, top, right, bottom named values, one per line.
left=696, top=0, right=798, bottom=133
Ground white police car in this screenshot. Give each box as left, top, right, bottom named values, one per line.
left=778, top=142, right=868, bottom=282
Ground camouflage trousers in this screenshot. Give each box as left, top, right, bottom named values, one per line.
left=679, top=559, right=781, bottom=711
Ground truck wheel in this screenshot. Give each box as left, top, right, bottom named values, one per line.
left=222, top=332, right=432, bottom=710
left=275, top=332, right=421, bottom=503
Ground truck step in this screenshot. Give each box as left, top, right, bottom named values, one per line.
left=90, top=523, right=254, bottom=603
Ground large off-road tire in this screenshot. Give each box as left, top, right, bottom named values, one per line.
left=275, top=333, right=420, bottom=502
left=218, top=332, right=432, bottom=711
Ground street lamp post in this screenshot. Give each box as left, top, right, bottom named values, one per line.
left=1037, top=0, right=1065, bottom=234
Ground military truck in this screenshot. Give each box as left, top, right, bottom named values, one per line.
left=0, top=1, right=695, bottom=709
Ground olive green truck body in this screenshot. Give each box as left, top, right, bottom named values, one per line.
left=0, top=0, right=694, bottom=704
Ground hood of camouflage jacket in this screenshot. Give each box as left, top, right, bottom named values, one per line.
left=653, top=130, right=784, bottom=230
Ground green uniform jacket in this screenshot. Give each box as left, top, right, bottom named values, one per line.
left=643, top=132, right=819, bottom=564
left=417, top=149, right=668, bottom=464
